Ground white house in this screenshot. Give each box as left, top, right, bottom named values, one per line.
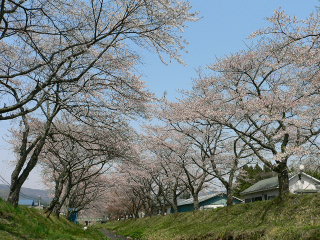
left=241, top=172, right=320, bottom=203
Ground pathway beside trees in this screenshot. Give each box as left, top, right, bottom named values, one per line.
left=100, top=229, right=131, bottom=240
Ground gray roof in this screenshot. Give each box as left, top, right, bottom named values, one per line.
left=241, top=176, right=279, bottom=195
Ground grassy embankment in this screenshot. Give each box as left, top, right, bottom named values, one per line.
left=103, top=194, right=320, bottom=240
left=0, top=198, right=105, bottom=240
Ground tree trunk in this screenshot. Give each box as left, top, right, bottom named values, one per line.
left=45, top=177, right=65, bottom=217
left=52, top=190, right=70, bottom=218
left=54, top=207, right=61, bottom=218
left=7, top=152, right=42, bottom=206
left=7, top=181, right=23, bottom=207
left=277, top=163, right=290, bottom=199
left=219, top=176, right=234, bottom=207
left=66, top=208, right=72, bottom=220
left=172, top=204, right=178, bottom=213
left=226, top=187, right=234, bottom=206
left=7, top=120, right=54, bottom=205
left=172, top=196, right=178, bottom=213
left=160, top=205, right=165, bottom=215
left=156, top=198, right=163, bottom=215
left=7, top=105, right=59, bottom=206
left=193, top=194, right=199, bottom=210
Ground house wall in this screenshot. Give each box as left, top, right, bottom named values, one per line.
left=201, top=204, right=225, bottom=209
left=243, top=174, right=320, bottom=202
left=243, top=189, right=279, bottom=203
left=289, top=175, right=318, bottom=192
left=177, top=203, right=194, bottom=213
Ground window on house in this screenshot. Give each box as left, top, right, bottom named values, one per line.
left=252, top=197, right=262, bottom=202
left=245, top=199, right=251, bottom=203
left=268, top=196, right=275, bottom=200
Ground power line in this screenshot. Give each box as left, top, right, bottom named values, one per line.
left=0, top=174, right=38, bottom=200
left=0, top=175, right=10, bottom=185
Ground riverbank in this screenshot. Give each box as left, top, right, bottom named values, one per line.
left=102, top=194, right=320, bottom=240
left=0, top=198, right=104, bottom=240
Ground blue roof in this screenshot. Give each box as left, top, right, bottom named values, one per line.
left=18, top=199, right=35, bottom=206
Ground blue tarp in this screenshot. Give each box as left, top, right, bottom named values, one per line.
left=18, top=199, right=35, bottom=206
left=68, top=208, right=79, bottom=224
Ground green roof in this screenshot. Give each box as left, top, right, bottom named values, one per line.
left=241, top=176, right=279, bottom=195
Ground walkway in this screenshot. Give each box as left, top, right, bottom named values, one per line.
left=100, top=229, right=132, bottom=240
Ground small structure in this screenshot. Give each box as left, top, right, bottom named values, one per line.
left=169, top=192, right=243, bottom=213
left=68, top=208, right=79, bottom=224
left=241, top=172, right=320, bottom=203
left=18, top=199, right=35, bottom=207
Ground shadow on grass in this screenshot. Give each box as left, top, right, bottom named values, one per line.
left=0, top=225, right=29, bottom=240
left=255, top=199, right=276, bottom=227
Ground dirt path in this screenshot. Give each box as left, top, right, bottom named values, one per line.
left=100, top=229, right=131, bottom=240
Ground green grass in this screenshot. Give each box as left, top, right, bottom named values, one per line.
left=102, top=194, right=320, bottom=240
left=0, top=198, right=106, bottom=240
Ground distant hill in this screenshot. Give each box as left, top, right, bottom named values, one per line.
left=0, top=184, right=52, bottom=205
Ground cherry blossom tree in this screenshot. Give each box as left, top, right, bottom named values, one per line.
left=0, top=0, right=197, bottom=119
left=7, top=99, right=61, bottom=205
left=154, top=102, right=253, bottom=206
left=6, top=68, right=144, bottom=206
left=145, top=125, right=213, bottom=210
left=3, top=0, right=197, bottom=206
left=103, top=162, right=156, bottom=218
left=174, top=44, right=320, bottom=198
left=104, top=177, right=143, bottom=220
left=63, top=172, right=109, bottom=220
left=144, top=139, right=186, bottom=213
left=5, top=43, right=148, bottom=206
left=39, top=117, right=134, bottom=217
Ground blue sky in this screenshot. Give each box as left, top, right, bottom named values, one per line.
left=140, top=0, right=319, bottom=100
left=0, top=0, right=318, bottom=189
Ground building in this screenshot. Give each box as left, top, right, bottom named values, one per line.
left=168, top=192, right=243, bottom=213
left=241, top=172, right=320, bottom=203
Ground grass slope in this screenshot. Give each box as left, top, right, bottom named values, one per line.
left=0, top=198, right=105, bottom=240
left=103, top=194, right=320, bottom=240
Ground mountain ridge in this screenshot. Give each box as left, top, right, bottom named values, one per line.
left=0, top=184, right=52, bottom=205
